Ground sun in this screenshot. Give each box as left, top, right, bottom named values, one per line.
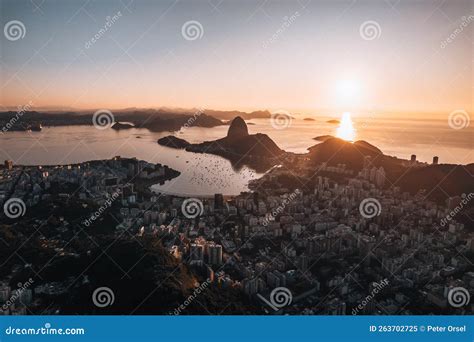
left=336, top=112, right=356, bottom=142
left=336, top=79, right=361, bottom=103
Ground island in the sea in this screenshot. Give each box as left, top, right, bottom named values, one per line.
left=158, top=116, right=285, bottom=172
left=157, top=135, right=191, bottom=149
left=111, top=122, right=135, bottom=130
left=313, top=135, right=335, bottom=142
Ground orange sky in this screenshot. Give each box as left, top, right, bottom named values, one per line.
left=1, top=1, right=472, bottom=116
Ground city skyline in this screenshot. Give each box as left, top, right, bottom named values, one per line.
left=0, top=0, right=472, bottom=321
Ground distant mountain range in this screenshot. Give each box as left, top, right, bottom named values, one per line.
left=0, top=108, right=273, bottom=132
left=0, top=110, right=224, bottom=132
left=203, top=109, right=271, bottom=121
left=1, top=106, right=273, bottom=118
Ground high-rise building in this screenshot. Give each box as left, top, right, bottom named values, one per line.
left=4, top=160, right=13, bottom=170
left=214, top=193, right=224, bottom=210
left=128, top=163, right=136, bottom=177
left=369, top=166, right=378, bottom=182
left=266, top=271, right=280, bottom=288
left=0, top=284, right=11, bottom=302
left=410, top=154, right=416, bottom=162
left=432, top=156, right=439, bottom=165
left=208, top=244, right=223, bottom=265
left=266, top=270, right=287, bottom=288
left=298, top=255, right=309, bottom=272
left=375, top=167, right=386, bottom=188
left=243, top=277, right=263, bottom=296
left=190, top=244, right=204, bottom=261
left=17, top=289, right=33, bottom=305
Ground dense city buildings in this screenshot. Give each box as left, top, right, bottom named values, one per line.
left=0, top=152, right=472, bottom=315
